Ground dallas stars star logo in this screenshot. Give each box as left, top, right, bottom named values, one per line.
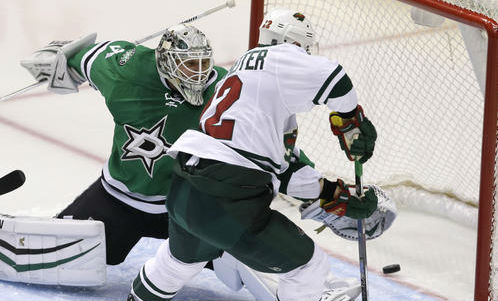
left=121, top=117, right=171, bottom=177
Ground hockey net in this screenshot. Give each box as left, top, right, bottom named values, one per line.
left=249, top=0, right=498, bottom=300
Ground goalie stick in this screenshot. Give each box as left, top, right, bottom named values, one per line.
left=0, top=170, right=26, bottom=196
left=0, top=79, right=47, bottom=102
left=134, top=0, right=236, bottom=44
left=355, top=161, right=369, bottom=301
left=0, top=0, right=236, bottom=102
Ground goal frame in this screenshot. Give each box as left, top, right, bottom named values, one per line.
left=248, top=0, right=498, bottom=300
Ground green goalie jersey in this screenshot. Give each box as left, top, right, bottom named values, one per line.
left=68, top=40, right=227, bottom=214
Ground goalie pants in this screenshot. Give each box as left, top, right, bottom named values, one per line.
left=55, top=177, right=169, bottom=265
left=167, top=153, right=315, bottom=274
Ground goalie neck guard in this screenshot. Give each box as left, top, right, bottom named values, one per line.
left=155, top=24, right=214, bottom=106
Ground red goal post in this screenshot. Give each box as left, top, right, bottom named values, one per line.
left=249, top=0, right=498, bottom=300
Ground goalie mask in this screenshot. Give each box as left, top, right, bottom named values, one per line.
left=258, top=8, right=316, bottom=54
left=156, top=24, right=214, bottom=106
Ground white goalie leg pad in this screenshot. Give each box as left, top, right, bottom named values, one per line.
left=213, top=252, right=359, bottom=301
left=239, top=265, right=279, bottom=301
left=0, top=214, right=106, bottom=286
left=278, top=243, right=330, bottom=301
left=212, top=252, right=244, bottom=291
left=143, top=240, right=206, bottom=295
left=213, top=252, right=277, bottom=300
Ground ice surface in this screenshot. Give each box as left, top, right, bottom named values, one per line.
left=0, top=0, right=478, bottom=300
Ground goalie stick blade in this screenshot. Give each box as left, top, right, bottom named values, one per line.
left=0, top=170, right=26, bottom=196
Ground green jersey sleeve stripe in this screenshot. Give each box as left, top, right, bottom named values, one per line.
left=81, top=41, right=109, bottom=80
left=312, top=65, right=343, bottom=105
left=81, top=41, right=111, bottom=89
left=324, top=73, right=354, bottom=103
left=278, top=161, right=309, bottom=194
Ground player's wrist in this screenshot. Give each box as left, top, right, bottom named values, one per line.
left=335, top=106, right=358, bottom=120
left=318, top=178, right=338, bottom=202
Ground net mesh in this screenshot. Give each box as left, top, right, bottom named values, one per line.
left=260, top=0, right=497, bottom=299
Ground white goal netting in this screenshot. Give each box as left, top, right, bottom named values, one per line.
left=256, top=0, right=498, bottom=300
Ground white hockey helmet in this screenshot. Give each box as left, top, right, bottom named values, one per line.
left=258, top=8, right=315, bottom=54
left=156, top=24, right=214, bottom=106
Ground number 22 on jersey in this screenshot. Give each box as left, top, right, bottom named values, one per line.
left=200, top=75, right=242, bottom=140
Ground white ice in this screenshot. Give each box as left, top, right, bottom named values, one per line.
left=0, top=1, right=478, bottom=300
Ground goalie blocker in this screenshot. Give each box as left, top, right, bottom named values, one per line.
left=0, top=214, right=106, bottom=286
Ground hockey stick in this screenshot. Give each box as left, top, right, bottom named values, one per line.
left=0, top=170, right=26, bottom=196
left=0, top=79, right=47, bottom=102
left=0, top=0, right=236, bottom=102
left=134, top=0, right=236, bottom=45
left=355, top=160, right=369, bottom=301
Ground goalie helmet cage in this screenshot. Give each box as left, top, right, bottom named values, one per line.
left=249, top=0, right=498, bottom=300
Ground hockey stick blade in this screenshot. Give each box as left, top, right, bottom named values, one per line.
left=0, top=170, right=26, bottom=196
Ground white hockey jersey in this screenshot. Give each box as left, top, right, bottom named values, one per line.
left=168, top=43, right=358, bottom=196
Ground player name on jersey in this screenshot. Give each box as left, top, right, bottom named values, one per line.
left=227, top=48, right=268, bottom=76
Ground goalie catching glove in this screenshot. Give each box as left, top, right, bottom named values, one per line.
left=300, top=182, right=396, bottom=240
left=20, top=33, right=97, bottom=94
left=330, top=105, right=377, bottom=163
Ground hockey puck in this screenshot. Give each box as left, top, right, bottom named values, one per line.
left=382, top=264, right=401, bottom=274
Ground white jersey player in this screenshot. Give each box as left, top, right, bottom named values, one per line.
left=128, top=8, right=379, bottom=301
left=170, top=41, right=357, bottom=194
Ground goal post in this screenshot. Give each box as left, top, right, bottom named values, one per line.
left=249, top=0, right=498, bottom=300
